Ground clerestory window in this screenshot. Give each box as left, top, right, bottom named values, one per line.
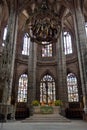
left=22, top=33, right=30, bottom=56
left=63, top=32, right=73, bottom=55
left=2, top=25, right=8, bottom=47
left=85, top=22, right=87, bottom=36
left=42, top=43, right=52, bottom=57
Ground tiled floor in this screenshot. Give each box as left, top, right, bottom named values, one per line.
left=0, top=120, right=87, bottom=130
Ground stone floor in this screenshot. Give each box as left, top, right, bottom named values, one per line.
left=0, top=120, right=87, bottom=130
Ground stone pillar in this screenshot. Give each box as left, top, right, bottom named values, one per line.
left=0, top=0, right=8, bottom=49
left=56, top=32, right=68, bottom=112
left=28, top=41, right=37, bottom=115
left=0, top=2, right=3, bottom=52
left=73, top=0, right=87, bottom=115
left=0, top=0, right=18, bottom=120
left=0, top=1, right=3, bottom=27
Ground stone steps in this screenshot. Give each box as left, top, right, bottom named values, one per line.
left=22, top=114, right=70, bottom=123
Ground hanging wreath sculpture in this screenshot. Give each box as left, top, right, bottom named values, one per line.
left=24, top=0, right=61, bottom=45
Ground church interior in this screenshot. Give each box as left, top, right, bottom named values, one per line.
left=0, top=0, right=87, bottom=122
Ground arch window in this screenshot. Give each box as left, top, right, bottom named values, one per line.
left=40, top=74, right=56, bottom=104
left=85, top=22, right=87, bottom=35
left=67, top=73, right=79, bottom=102
left=42, top=43, right=52, bottom=57
left=22, top=33, right=30, bottom=55
left=18, top=74, right=28, bottom=102
left=63, top=32, right=73, bottom=55
left=2, top=25, right=8, bottom=46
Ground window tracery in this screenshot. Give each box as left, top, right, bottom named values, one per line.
left=40, top=74, right=56, bottom=104
left=67, top=73, right=79, bottom=102
left=18, top=74, right=28, bottom=102
left=42, top=43, right=52, bottom=57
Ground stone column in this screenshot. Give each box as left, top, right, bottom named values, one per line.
left=0, top=1, right=3, bottom=27
left=0, top=0, right=18, bottom=120
left=0, top=0, right=8, bottom=50
left=28, top=41, right=37, bottom=115
left=56, top=32, right=68, bottom=112
left=0, top=2, right=3, bottom=52
left=73, top=0, right=87, bottom=114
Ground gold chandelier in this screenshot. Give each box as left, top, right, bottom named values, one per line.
left=25, top=0, right=61, bottom=45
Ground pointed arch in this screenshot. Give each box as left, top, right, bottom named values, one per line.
left=40, top=73, right=56, bottom=105
left=40, top=69, right=55, bottom=82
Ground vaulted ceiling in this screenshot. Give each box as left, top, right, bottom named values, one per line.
left=17, top=0, right=74, bottom=33
left=1, top=0, right=87, bottom=33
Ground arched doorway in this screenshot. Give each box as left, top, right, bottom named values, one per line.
left=40, top=74, right=56, bottom=105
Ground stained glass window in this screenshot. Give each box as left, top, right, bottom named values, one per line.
left=42, top=43, right=52, bottom=57
left=40, top=74, right=56, bottom=104
left=18, top=74, right=28, bottom=102
left=22, top=33, right=30, bottom=55
left=63, top=32, right=73, bottom=55
left=2, top=25, right=8, bottom=47
left=67, top=73, right=79, bottom=102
